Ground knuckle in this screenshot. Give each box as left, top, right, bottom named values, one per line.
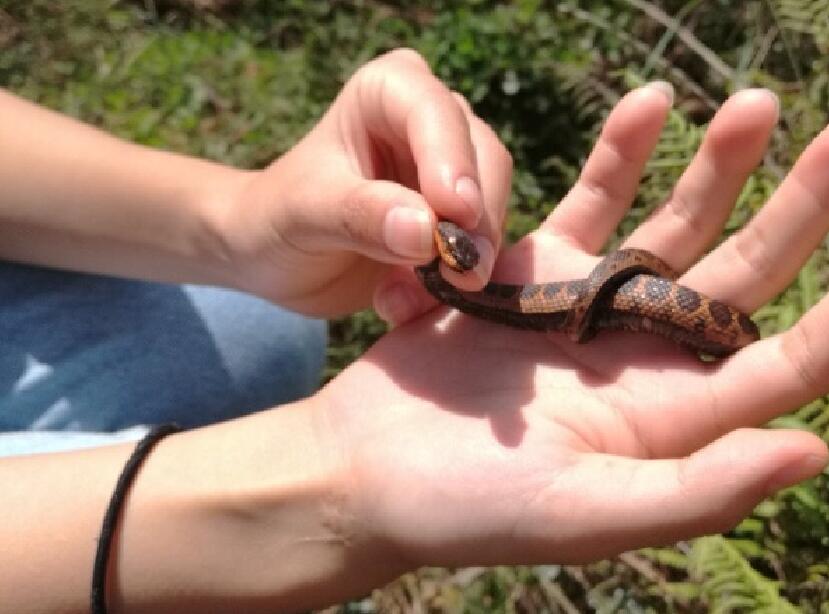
left=499, top=140, right=514, bottom=170
left=577, top=138, right=635, bottom=207
left=781, top=321, right=823, bottom=399
left=675, top=448, right=757, bottom=536
left=484, top=124, right=512, bottom=166
left=661, top=190, right=704, bottom=236
left=730, top=224, right=777, bottom=286
left=354, top=60, right=385, bottom=95
left=385, top=47, right=430, bottom=70
left=579, top=174, right=625, bottom=209
left=471, top=114, right=513, bottom=171
left=451, top=90, right=473, bottom=114
left=341, top=185, right=375, bottom=244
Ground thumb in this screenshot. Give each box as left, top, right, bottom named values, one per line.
left=301, top=178, right=437, bottom=266
left=549, top=428, right=827, bottom=561
left=652, top=428, right=827, bottom=539
left=288, top=177, right=444, bottom=326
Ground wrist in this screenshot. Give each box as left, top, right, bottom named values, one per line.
left=188, top=163, right=261, bottom=291
left=113, top=396, right=402, bottom=613
left=196, top=164, right=304, bottom=303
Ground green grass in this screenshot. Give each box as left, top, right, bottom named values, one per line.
left=2, top=1, right=828, bottom=610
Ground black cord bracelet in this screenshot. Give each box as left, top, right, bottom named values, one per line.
left=91, top=423, right=182, bottom=614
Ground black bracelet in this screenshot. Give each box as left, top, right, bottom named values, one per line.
left=91, top=423, right=182, bottom=614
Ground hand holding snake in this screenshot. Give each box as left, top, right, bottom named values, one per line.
left=320, top=84, right=829, bottom=572
left=417, top=220, right=759, bottom=357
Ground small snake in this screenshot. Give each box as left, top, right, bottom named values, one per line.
left=415, top=221, right=759, bottom=357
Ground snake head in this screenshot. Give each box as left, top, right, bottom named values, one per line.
left=434, top=220, right=480, bottom=273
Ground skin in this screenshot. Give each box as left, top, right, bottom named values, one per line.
left=0, top=49, right=828, bottom=613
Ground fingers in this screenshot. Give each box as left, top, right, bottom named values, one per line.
left=353, top=49, right=512, bottom=324
left=355, top=49, right=485, bottom=229
left=625, top=89, right=779, bottom=271
left=374, top=96, right=510, bottom=326
left=705, top=289, right=829, bottom=431
left=281, top=170, right=436, bottom=265
left=372, top=266, right=438, bottom=327
left=683, top=121, right=829, bottom=312
left=355, top=50, right=511, bottom=273
left=542, top=83, right=673, bottom=253
left=274, top=170, right=442, bottom=325
left=550, top=429, right=826, bottom=561
left=438, top=92, right=511, bottom=292
left=638, top=287, right=829, bottom=455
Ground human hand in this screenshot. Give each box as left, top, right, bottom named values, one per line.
left=220, top=48, right=511, bottom=320
left=315, top=86, right=829, bottom=569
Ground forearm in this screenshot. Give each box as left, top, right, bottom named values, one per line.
left=0, top=89, right=251, bottom=286
left=0, top=400, right=398, bottom=613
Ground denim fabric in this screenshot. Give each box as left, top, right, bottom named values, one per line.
left=0, top=261, right=327, bottom=456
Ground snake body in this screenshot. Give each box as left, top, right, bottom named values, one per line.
left=415, top=221, right=759, bottom=357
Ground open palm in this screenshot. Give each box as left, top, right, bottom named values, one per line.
left=318, top=86, right=829, bottom=568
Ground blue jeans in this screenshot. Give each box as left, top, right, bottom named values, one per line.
left=0, top=262, right=327, bottom=456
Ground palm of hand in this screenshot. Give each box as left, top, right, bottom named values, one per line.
left=319, top=88, right=829, bottom=567
left=322, top=232, right=727, bottom=565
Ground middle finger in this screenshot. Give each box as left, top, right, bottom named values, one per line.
left=624, top=89, right=778, bottom=271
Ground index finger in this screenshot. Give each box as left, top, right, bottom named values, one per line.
left=356, top=49, right=484, bottom=229
left=437, top=92, right=512, bottom=291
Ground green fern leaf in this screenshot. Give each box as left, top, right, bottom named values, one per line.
left=690, top=536, right=801, bottom=612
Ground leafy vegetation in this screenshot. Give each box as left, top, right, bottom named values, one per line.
left=2, top=0, right=828, bottom=610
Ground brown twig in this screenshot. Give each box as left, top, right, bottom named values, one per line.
left=622, top=0, right=736, bottom=83
left=619, top=551, right=668, bottom=586
left=556, top=3, right=719, bottom=111
left=537, top=575, right=582, bottom=614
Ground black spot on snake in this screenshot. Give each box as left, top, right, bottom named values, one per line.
left=496, top=285, right=518, bottom=299
left=738, top=312, right=758, bottom=335
left=708, top=300, right=733, bottom=328
left=676, top=285, right=701, bottom=313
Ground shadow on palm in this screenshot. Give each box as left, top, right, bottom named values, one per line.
left=358, top=230, right=718, bottom=455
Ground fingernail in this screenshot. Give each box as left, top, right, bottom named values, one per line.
left=644, top=80, right=674, bottom=105
left=440, top=234, right=495, bottom=290
left=762, top=88, right=780, bottom=115
left=384, top=206, right=433, bottom=259
left=375, top=283, right=419, bottom=326
left=765, top=454, right=828, bottom=495
left=470, top=235, right=495, bottom=285
left=736, top=87, right=780, bottom=115
left=455, top=176, right=483, bottom=224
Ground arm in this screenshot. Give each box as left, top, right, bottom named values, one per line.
left=0, top=88, right=245, bottom=287
left=2, top=85, right=828, bottom=614
left=0, top=49, right=513, bottom=321
left=0, top=398, right=397, bottom=614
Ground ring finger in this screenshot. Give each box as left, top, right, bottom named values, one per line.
left=682, top=121, right=829, bottom=313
